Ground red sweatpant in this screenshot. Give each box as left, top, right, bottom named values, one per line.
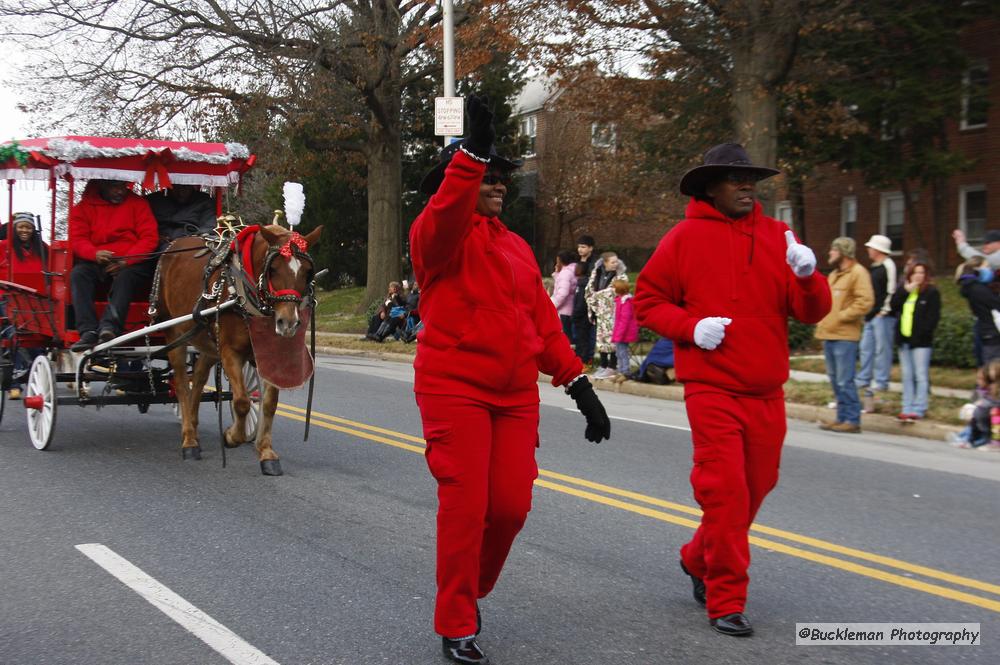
left=680, top=392, right=786, bottom=618
left=416, top=393, right=540, bottom=638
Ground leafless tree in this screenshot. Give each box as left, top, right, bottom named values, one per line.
left=0, top=0, right=501, bottom=307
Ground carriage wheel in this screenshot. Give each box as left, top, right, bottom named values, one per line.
left=217, top=362, right=262, bottom=443
left=24, top=355, right=57, bottom=450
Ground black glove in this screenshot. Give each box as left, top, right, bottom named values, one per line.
left=568, top=376, right=611, bottom=444
left=464, top=94, right=495, bottom=160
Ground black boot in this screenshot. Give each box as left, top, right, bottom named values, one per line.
left=680, top=560, right=706, bottom=606
left=442, top=636, right=489, bottom=664
left=710, top=612, right=753, bottom=637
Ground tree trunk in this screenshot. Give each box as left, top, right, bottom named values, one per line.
left=360, top=2, right=403, bottom=311
left=362, top=105, right=403, bottom=311
left=789, top=175, right=807, bottom=245
left=898, top=180, right=927, bottom=252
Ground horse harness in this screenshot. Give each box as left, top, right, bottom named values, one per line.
left=146, top=225, right=317, bottom=356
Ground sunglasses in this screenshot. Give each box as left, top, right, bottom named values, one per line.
left=482, top=172, right=512, bottom=186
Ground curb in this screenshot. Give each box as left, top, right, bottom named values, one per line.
left=314, top=345, right=961, bottom=443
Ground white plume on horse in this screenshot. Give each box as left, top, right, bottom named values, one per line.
left=283, top=182, right=305, bottom=227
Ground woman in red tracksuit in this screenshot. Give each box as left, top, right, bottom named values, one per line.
left=0, top=212, right=49, bottom=399
left=409, top=95, right=611, bottom=665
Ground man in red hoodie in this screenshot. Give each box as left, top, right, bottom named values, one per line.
left=411, top=95, right=610, bottom=665
left=69, top=180, right=158, bottom=350
left=634, top=144, right=831, bottom=637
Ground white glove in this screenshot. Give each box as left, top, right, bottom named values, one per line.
left=785, top=230, right=816, bottom=278
left=693, top=317, right=732, bottom=350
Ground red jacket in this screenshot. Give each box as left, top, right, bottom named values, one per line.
left=634, top=199, right=831, bottom=398
left=70, top=183, right=158, bottom=265
left=0, top=240, right=44, bottom=276
left=409, top=151, right=583, bottom=405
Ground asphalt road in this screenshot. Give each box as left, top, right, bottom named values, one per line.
left=1, top=354, right=998, bottom=665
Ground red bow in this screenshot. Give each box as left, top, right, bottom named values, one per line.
left=142, top=148, right=174, bottom=190
left=279, top=232, right=308, bottom=258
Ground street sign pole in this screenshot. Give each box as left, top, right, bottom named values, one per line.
left=442, top=0, right=455, bottom=146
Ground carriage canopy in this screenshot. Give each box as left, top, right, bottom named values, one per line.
left=0, top=136, right=255, bottom=189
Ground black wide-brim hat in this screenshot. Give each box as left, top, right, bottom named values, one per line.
left=679, top=142, right=780, bottom=197
left=420, top=139, right=523, bottom=196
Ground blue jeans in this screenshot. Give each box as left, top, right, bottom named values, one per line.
left=615, top=342, right=630, bottom=374
left=825, top=340, right=861, bottom=425
left=856, top=316, right=895, bottom=392
left=898, top=344, right=931, bottom=417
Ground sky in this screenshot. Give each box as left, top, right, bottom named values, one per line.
left=1, top=60, right=59, bottom=230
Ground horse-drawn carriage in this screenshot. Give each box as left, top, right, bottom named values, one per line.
left=0, top=137, right=321, bottom=474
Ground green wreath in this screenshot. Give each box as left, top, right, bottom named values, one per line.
left=0, top=141, right=30, bottom=167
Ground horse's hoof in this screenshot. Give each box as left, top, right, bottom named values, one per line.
left=182, top=446, right=202, bottom=461
left=260, top=459, right=283, bottom=476
left=224, top=430, right=245, bottom=448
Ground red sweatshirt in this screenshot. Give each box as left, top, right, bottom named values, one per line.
left=634, top=199, right=831, bottom=398
left=70, top=183, right=158, bottom=266
left=0, top=240, right=43, bottom=276
left=409, top=151, right=583, bottom=405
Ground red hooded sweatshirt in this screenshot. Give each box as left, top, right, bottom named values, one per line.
left=70, top=182, right=158, bottom=266
left=634, top=199, right=831, bottom=398
left=409, top=150, right=583, bottom=405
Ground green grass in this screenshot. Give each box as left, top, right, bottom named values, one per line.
left=314, top=287, right=368, bottom=333
left=783, top=379, right=966, bottom=425
left=789, top=356, right=976, bottom=391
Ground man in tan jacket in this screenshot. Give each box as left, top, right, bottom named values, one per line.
left=815, top=237, right=875, bottom=432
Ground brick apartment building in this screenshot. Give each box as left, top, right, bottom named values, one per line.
left=514, top=17, right=996, bottom=272
left=783, top=17, right=998, bottom=271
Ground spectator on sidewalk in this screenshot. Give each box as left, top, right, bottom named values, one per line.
left=550, top=250, right=577, bottom=341
left=815, top=237, right=874, bottom=433
left=586, top=251, right=627, bottom=379
left=635, top=142, right=831, bottom=637
left=365, top=281, right=406, bottom=341
left=952, top=228, right=1000, bottom=270
left=889, top=259, right=940, bottom=421
left=951, top=365, right=998, bottom=449
left=957, top=257, right=1000, bottom=367
left=856, top=234, right=897, bottom=412
left=572, top=235, right=598, bottom=363
left=610, top=277, right=639, bottom=381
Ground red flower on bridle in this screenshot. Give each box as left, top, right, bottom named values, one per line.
left=279, top=232, right=308, bottom=259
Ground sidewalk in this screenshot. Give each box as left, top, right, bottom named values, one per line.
left=313, top=338, right=963, bottom=443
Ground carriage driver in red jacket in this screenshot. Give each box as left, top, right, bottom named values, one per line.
left=69, top=179, right=159, bottom=351
left=410, top=95, right=611, bottom=665
left=634, top=144, right=832, bottom=637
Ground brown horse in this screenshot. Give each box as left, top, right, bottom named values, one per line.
left=156, top=224, right=321, bottom=475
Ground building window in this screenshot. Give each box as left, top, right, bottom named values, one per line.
left=519, top=114, right=537, bottom=156
left=880, top=192, right=905, bottom=250
left=591, top=122, right=617, bottom=150
left=961, top=63, right=989, bottom=129
left=775, top=200, right=793, bottom=226
left=960, top=185, right=987, bottom=242
left=841, top=196, right=857, bottom=239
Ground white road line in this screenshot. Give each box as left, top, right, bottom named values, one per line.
left=75, top=543, right=280, bottom=665
left=561, top=408, right=692, bottom=431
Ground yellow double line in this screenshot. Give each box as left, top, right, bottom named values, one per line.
left=275, top=403, right=1000, bottom=614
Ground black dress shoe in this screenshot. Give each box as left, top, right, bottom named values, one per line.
left=442, top=637, right=489, bottom=664
left=70, top=331, right=99, bottom=352
left=98, top=328, right=116, bottom=344
left=680, top=560, right=706, bottom=606
left=710, top=612, right=754, bottom=636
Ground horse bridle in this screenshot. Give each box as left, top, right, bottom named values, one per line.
left=256, top=233, right=316, bottom=313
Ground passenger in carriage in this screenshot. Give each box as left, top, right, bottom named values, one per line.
left=144, top=184, right=217, bottom=250
left=0, top=212, right=49, bottom=399
left=0, top=212, right=48, bottom=277
left=69, top=179, right=158, bottom=351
